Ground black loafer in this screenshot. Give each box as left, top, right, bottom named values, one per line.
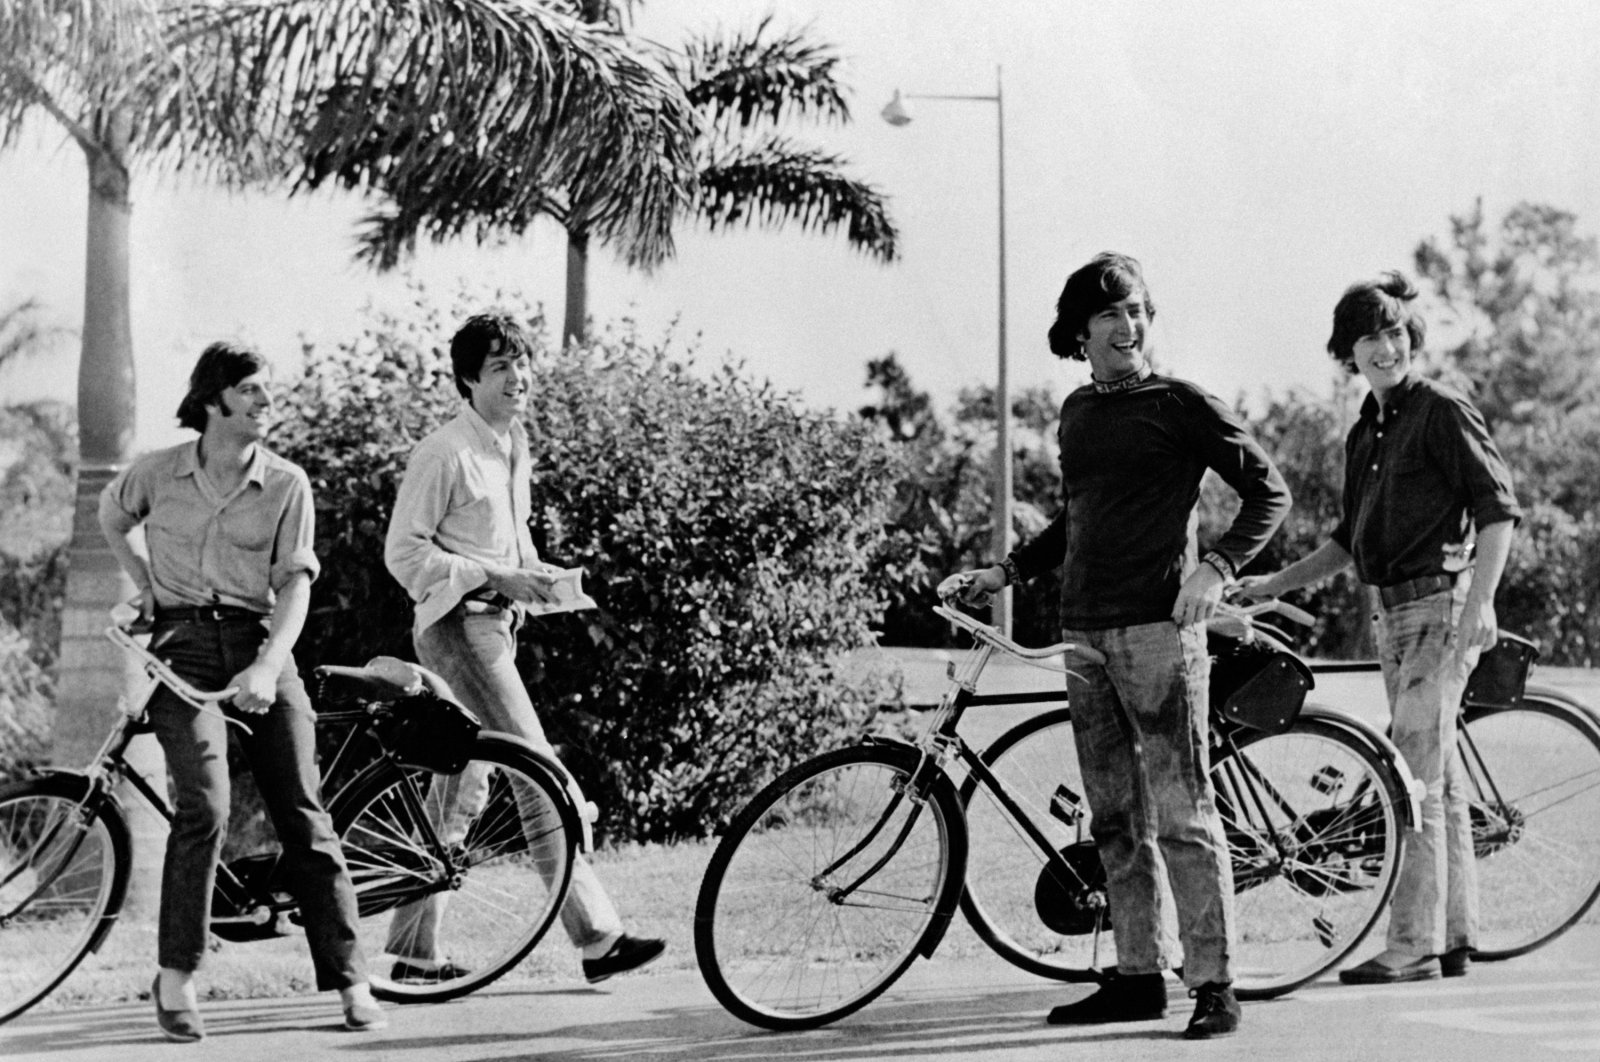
left=152, top=976, right=205, bottom=1043
left=1339, top=955, right=1441, bottom=984
left=1046, top=972, right=1167, bottom=1025
left=1183, top=982, right=1241, bottom=1040
left=582, top=935, right=666, bottom=984
left=390, top=958, right=472, bottom=983
left=1437, top=946, right=1471, bottom=978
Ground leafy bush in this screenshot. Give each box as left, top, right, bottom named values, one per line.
left=272, top=286, right=911, bottom=842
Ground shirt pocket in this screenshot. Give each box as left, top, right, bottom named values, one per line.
left=217, top=503, right=275, bottom=553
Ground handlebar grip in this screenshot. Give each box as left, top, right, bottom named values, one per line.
left=1273, top=601, right=1315, bottom=627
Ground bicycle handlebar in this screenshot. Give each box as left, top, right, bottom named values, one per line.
left=105, top=623, right=249, bottom=732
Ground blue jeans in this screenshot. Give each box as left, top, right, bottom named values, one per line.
left=145, top=617, right=365, bottom=988
left=385, top=606, right=622, bottom=956
left=1374, top=584, right=1480, bottom=956
left=1062, top=620, right=1234, bottom=987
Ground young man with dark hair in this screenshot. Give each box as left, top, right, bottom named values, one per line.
left=946, top=252, right=1290, bottom=1039
left=1239, top=271, right=1519, bottom=985
left=384, top=313, right=665, bottom=985
left=100, top=342, right=384, bottom=1041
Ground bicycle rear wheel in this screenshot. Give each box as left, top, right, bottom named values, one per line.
left=332, top=734, right=575, bottom=1003
left=0, top=774, right=130, bottom=1025
left=1220, top=719, right=1404, bottom=998
left=958, top=708, right=1117, bottom=980
left=1463, top=695, right=1600, bottom=960
left=694, top=743, right=967, bottom=1030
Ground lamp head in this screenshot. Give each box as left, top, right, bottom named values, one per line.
left=880, top=90, right=912, bottom=127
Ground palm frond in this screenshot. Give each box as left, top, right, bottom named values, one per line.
left=696, top=136, right=897, bottom=263
left=144, top=0, right=694, bottom=267
left=664, top=16, right=850, bottom=134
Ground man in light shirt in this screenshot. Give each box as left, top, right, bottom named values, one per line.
left=383, top=313, right=664, bottom=985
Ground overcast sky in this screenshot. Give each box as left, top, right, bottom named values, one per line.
left=3, top=0, right=1599, bottom=451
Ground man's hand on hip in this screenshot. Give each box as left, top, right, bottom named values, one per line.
left=1172, top=564, right=1228, bottom=628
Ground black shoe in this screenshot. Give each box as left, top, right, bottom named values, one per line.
left=1046, top=972, right=1167, bottom=1025
left=390, top=958, right=472, bottom=984
left=1338, top=955, right=1440, bottom=984
left=582, top=935, right=666, bottom=984
left=1437, top=947, right=1471, bottom=978
left=1183, top=982, right=1241, bottom=1040
left=152, top=976, right=205, bottom=1043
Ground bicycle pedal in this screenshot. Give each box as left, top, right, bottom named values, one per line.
left=1050, top=784, right=1084, bottom=825
left=1313, top=914, right=1335, bottom=948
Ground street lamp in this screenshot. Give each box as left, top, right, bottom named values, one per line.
left=883, top=67, right=1013, bottom=636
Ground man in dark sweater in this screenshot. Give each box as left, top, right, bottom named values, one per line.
left=944, top=252, right=1290, bottom=1039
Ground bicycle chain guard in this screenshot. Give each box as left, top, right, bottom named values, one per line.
left=1034, top=842, right=1113, bottom=935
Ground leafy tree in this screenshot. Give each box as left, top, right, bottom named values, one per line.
left=271, top=285, right=915, bottom=842
left=0, top=0, right=696, bottom=773
left=354, top=10, right=899, bottom=345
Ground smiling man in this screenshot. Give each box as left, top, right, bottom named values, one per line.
left=944, top=252, right=1290, bottom=1039
left=100, top=342, right=384, bottom=1039
left=383, top=313, right=664, bottom=988
left=1239, top=272, right=1519, bottom=986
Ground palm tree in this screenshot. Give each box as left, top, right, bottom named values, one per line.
left=351, top=13, right=900, bottom=345
left=0, top=0, right=694, bottom=899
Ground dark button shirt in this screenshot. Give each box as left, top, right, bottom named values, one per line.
left=1330, top=375, right=1521, bottom=587
left=1010, top=373, right=1291, bottom=629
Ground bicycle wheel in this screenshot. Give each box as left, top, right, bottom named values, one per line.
left=961, top=711, right=1405, bottom=998
left=1462, top=695, right=1600, bottom=960
left=958, top=708, right=1117, bottom=980
left=0, top=774, right=130, bottom=1024
left=332, top=734, right=576, bottom=1003
left=1221, top=718, right=1405, bottom=997
left=694, top=743, right=967, bottom=1030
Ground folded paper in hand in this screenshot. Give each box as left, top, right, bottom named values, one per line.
left=524, top=564, right=598, bottom=617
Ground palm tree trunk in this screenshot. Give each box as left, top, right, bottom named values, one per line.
left=563, top=226, right=590, bottom=347
left=52, top=114, right=168, bottom=915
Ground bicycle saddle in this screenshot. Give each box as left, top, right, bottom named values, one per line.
left=315, top=656, right=457, bottom=705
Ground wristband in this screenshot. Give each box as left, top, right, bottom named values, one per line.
left=1000, top=556, right=1021, bottom=588
left=1201, top=550, right=1235, bottom=582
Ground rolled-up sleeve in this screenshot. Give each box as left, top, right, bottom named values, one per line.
left=270, top=470, right=321, bottom=591
left=99, top=462, right=149, bottom=537
left=1433, top=395, right=1521, bottom=530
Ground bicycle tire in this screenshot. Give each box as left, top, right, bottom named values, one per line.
left=1462, top=695, right=1600, bottom=961
left=694, top=743, right=967, bottom=1031
left=331, top=733, right=576, bottom=1003
left=0, top=773, right=131, bottom=1025
left=959, top=710, right=1405, bottom=998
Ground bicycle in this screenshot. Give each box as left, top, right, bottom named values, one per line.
left=0, top=616, right=594, bottom=1024
left=694, top=597, right=1428, bottom=1030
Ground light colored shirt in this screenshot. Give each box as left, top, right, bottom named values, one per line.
left=100, top=441, right=320, bottom=615
left=385, top=405, right=538, bottom=632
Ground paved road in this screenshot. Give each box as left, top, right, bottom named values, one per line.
left=4, top=925, right=1596, bottom=1062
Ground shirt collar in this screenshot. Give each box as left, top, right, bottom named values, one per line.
left=459, top=403, right=525, bottom=454
left=1091, top=364, right=1154, bottom=394
left=172, top=439, right=267, bottom=486
left=1359, top=373, right=1422, bottom=422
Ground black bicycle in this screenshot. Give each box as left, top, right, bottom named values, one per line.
left=0, top=618, right=590, bottom=1023
left=694, top=599, right=1600, bottom=1030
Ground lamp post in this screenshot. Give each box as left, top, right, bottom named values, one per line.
left=883, top=66, right=1012, bottom=636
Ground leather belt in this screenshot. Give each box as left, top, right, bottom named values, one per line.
left=1377, top=573, right=1458, bottom=609
left=461, top=588, right=516, bottom=612
left=154, top=604, right=266, bottom=624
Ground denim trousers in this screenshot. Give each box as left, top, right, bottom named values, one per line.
left=1374, top=584, right=1480, bottom=956
left=145, top=617, right=365, bottom=989
left=1061, top=620, right=1234, bottom=987
left=385, top=606, right=623, bottom=957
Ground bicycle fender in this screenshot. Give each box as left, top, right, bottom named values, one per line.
left=861, top=735, right=968, bottom=959
left=473, top=730, right=595, bottom=855
left=1297, top=703, right=1423, bottom=830
left=1522, top=683, right=1600, bottom=723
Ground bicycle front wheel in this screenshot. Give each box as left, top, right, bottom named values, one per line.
left=1463, top=695, right=1600, bottom=960
left=694, top=743, right=967, bottom=1031
left=1220, top=719, right=1404, bottom=998
left=333, top=735, right=576, bottom=1003
left=0, top=774, right=130, bottom=1025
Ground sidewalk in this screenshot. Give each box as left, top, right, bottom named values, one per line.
left=5, top=926, right=1596, bottom=1062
